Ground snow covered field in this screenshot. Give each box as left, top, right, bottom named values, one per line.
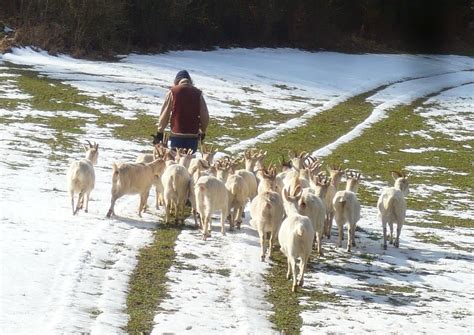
left=0, top=48, right=473, bottom=334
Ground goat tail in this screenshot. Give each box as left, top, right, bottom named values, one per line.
left=197, top=182, right=206, bottom=194
left=296, top=223, right=305, bottom=237
left=231, top=183, right=239, bottom=196
left=339, top=191, right=352, bottom=203
left=383, top=195, right=395, bottom=211
left=170, top=173, right=177, bottom=193
left=111, top=163, right=120, bottom=183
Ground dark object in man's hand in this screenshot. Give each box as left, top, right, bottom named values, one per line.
left=152, top=132, right=164, bottom=145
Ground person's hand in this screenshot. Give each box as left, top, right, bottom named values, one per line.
left=152, top=132, right=164, bottom=145
left=199, top=132, right=206, bottom=142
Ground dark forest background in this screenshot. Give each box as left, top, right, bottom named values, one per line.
left=1, top=0, right=473, bottom=58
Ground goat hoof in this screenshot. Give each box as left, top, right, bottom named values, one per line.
left=383, top=245, right=387, bottom=250
left=260, top=255, right=265, bottom=262
left=292, top=285, right=297, bottom=293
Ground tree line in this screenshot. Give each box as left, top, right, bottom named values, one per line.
left=1, top=0, right=473, bottom=57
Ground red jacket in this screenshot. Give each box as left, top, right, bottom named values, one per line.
left=170, top=84, right=201, bottom=135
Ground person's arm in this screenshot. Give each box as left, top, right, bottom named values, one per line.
left=199, top=94, right=209, bottom=133
left=156, top=91, right=173, bottom=133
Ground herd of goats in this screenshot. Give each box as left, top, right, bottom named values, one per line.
left=67, top=137, right=410, bottom=292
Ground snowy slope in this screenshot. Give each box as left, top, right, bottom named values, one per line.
left=0, top=48, right=473, bottom=334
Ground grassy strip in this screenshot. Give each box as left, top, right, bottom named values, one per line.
left=326, top=97, right=473, bottom=228
left=414, top=232, right=473, bottom=252
left=256, top=89, right=378, bottom=159
left=125, top=225, right=181, bottom=334
left=252, top=88, right=472, bottom=228
left=267, top=250, right=340, bottom=334
left=253, top=89, right=379, bottom=334
left=266, top=250, right=303, bottom=334
left=208, top=106, right=305, bottom=148
left=258, top=86, right=472, bottom=332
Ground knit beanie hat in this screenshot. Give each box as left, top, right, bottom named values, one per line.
left=174, top=70, right=191, bottom=84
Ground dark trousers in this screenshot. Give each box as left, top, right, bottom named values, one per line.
left=170, top=136, right=199, bottom=153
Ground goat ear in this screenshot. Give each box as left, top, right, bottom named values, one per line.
left=83, top=145, right=89, bottom=152
left=283, top=187, right=289, bottom=200
left=391, top=171, right=400, bottom=180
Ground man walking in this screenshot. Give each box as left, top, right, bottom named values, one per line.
left=155, top=70, right=209, bottom=152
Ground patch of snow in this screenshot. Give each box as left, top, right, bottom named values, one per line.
left=152, top=222, right=275, bottom=334
left=313, top=70, right=474, bottom=157
left=1, top=48, right=473, bottom=334
left=301, top=206, right=473, bottom=334
left=400, top=147, right=457, bottom=153
left=417, top=83, right=474, bottom=142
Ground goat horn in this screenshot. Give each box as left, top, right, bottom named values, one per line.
left=390, top=170, right=403, bottom=178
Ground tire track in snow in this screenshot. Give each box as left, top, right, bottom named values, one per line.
left=44, top=203, right=156, bottom=334
left=151, top=217, right=276, bottom=334
left=225, top=70, right=473, bottom=154
left=313, top=71, right=474, bottom=157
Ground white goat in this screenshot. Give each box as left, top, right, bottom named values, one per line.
left=226, top=173, right=249, bottom=230
left=276, top=151, right=320, bottom=195
left=194, top=175, right=229, bottom=240
left=67, top=140, right=99, bottom=215
left=201, top=143, right=218, bottom=164
left=135, top=150, right=163, bottom=210
left=175, top=148, right=195, bottom=169
left=323, top=166, right=344, bottom=239
left=333, top=170, right=361, bottom=252
left=106, top=158, right=166, bottom=218
left=235, top=169, right=258, bottom=200
left=378, top=171, right=410, bottom=249
left=161, top=163, right=192, bottom=223
left=299, top=187, right=326, bottom=256
left=244, top=148, right=266, bottom=173
left=250, top=166, right=284, bottom=261
left=280, top=186, right=315, bottom=292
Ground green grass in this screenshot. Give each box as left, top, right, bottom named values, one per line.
left=207, top=107, right=304, bottom=149
left=266, top=250, right=338, bottom=334
left=125, top=225, right=180, bottom=334
left=216, top=268, right=231, bottom=277
left=273, top=84, right=297, bottom=91
left=414, top=232, right=473, bottom=252
left=251, top=88, right=472, bottom=230
left=241, top=86, right=262, bottom=94
left=266, top=250, right=304, bottom=334
left=364, top=284, right=416, bottom=295
left=256, top=88, right=378, bottom=159
left=4, top=62, right=472, bottom=333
